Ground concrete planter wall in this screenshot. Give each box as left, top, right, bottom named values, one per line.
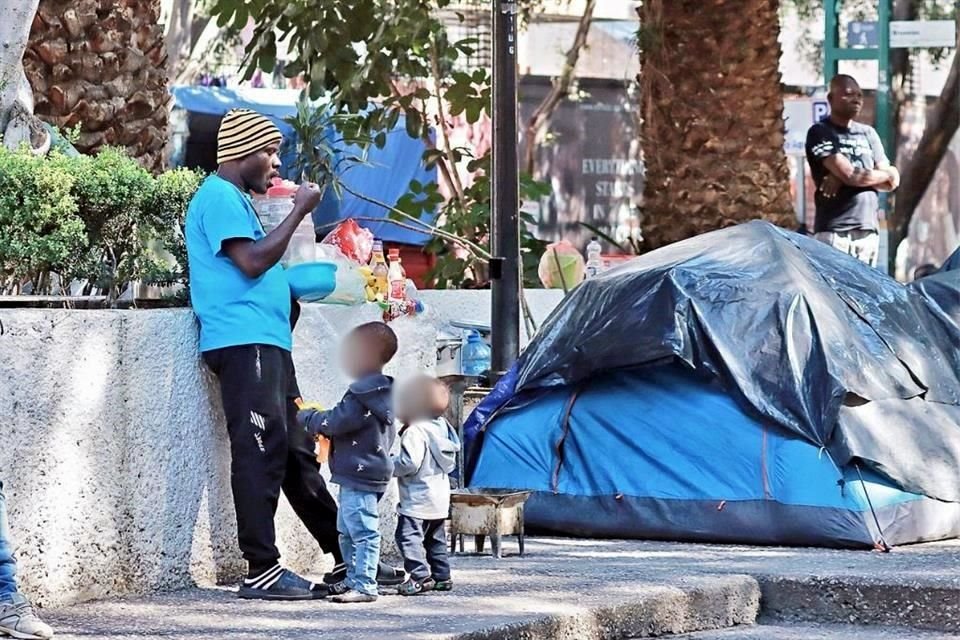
left=0, top=290, right=563, bottom=607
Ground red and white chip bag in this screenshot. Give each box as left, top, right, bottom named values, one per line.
left=320, top=219, right=374, bottom=265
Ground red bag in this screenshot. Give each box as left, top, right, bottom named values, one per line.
left=320, top=219, right=374, bottom=265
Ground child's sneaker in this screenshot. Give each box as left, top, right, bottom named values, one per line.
left=397, top=577, right=436, bottom=596
left=331, top=590, right=378, bottom=604
left=432, top=579, right=454, bottom=592
left=326, top=562, right=403, bottom=586
left=0, top=594, right=54, bottom=639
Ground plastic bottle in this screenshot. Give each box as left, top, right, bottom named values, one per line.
left=370, top=240, right=389, bottom=299
left=255, top=178, right=314, bottom=266
left=461, top=331, right=492, bottom=377
left=585, top=237, right=603, bottom=279
left=387, top=248, right=406, bottom=302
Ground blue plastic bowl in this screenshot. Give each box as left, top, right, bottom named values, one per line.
left=286, top=261, right=338, bottom=302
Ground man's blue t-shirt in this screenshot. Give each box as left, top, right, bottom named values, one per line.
left=185, top=175, right=292, bottom=352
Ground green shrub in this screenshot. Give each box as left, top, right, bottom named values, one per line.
left=143, top=167, right=205, bottom=297
left=0, top=145, right=203, bottom=304
left=70, top=147, right=159, bottom=300
left=0, top=147, right=87, bottom=294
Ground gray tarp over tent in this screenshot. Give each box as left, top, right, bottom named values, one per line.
left=470, top=222, right=960, bottom=504
left=939, top=246, right=960, bottom=273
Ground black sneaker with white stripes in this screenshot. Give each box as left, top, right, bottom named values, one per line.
left=238, top=564, right=328, bottom=601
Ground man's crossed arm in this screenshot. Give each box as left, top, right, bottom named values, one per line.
left=820, top=154, right=899, bottom=199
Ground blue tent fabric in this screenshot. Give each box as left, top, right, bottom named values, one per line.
left=464, top=222, right=960, bottom=547
left=940, top=246, right=960, bottom=272
left=170, top=86, right=301, bottom=133
left=169, top=86, right=437, bottom=245
left=466, top=222, right=960, bottom=504
left=909, top=269, right=960, bottom=329
left=313, top=128, right=436, bottom=245
left=469, top=365, right=960, bottom=547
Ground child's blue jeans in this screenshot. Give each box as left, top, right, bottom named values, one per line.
left=0, top=481, right=17, bottom=601
left=337, top=487, right=381, bottom=597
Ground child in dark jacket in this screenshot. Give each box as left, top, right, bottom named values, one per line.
left=298, top=322, right=398, bottom=604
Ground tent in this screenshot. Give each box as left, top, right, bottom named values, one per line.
left=940, top=246, right=960, bottom=273
left=465, top=222, right=960, bottom=548
left=169, top=86, right=436, bottom=245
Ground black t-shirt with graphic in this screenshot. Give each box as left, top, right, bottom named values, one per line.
left=805, top=118, right=889, bottom=233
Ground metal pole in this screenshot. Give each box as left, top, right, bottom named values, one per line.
left=876, top=0, right=893, bottom=154
left=824, top=0, right=840, bottom=81
left=877, top=0, right=893, bottom=274
left=490, top=0, right=520, bottom=378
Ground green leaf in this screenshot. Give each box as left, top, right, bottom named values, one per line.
left=421, top=148, right=445, bottom=169
left=465, top=101, right=483, bottom=124
left=405, top=110, right=423, bottom=139
left=259, top=38, right=277, bottom=72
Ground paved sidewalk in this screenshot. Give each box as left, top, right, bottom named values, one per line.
left=41, top=538, right=960, bottom=640
left=678, top=622, right=960, bottom=639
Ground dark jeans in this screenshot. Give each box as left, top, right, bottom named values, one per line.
left=204, top=344, right=342, bottom=572
left=395, top=515, right=450, bottom=582
left=0, top=481, right=16, bottom=600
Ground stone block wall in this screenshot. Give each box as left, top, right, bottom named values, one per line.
left=0, top=290, right=564, bottom=606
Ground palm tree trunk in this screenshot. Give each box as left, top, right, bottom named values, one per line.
left=638, top=0, right=795, bottom=249
left=24, top=0, right=170, bottom=170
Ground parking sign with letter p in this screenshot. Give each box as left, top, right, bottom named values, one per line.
left=812, top=100, right=830, bottom=122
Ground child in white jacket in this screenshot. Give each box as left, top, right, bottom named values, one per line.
left=393, top=375, right=461, bottom=596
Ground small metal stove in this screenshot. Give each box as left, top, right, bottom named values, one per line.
left=449, top=489, right=532, bottom=558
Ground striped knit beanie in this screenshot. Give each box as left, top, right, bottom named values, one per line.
left=217, top=109, right=283, bottom=164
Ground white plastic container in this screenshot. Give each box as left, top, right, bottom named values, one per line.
left=253, top=195, right=316, bottom=267
left=585, top=237, right=603, bottom=279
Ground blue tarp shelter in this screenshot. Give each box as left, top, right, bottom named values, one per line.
left=170, top=86, right=436, bottom=245
left=941, top=246, right=960, bottom=273
left=465, top=222, right=960, bottom=548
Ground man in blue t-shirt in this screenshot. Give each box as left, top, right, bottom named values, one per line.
left=185, top=109, right=334, bottom=600
left=805, top=75, right=899, bottom=267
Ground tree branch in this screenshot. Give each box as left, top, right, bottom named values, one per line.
left=318, top=215, right=488, bottom=260
left=429, top=36, right=468, bottom=208
left=334, top=181, right=492, bottom=259
left=892, top=48, right=959, bottom=239
left=0, top=0, right=50, bottom=153
left=384, top=72, right=470, bottom=217
left=522, top=0, right=597, bottom=175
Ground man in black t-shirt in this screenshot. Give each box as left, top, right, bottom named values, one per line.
left=805, top=75, right=899, bottom=267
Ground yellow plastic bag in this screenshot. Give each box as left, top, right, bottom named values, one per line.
left=295, top=398, right=331, bottom=464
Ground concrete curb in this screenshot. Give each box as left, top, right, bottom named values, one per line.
left=758, top=576, right=960, bottom=633
left=452, top=576, right=761, bottom=640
